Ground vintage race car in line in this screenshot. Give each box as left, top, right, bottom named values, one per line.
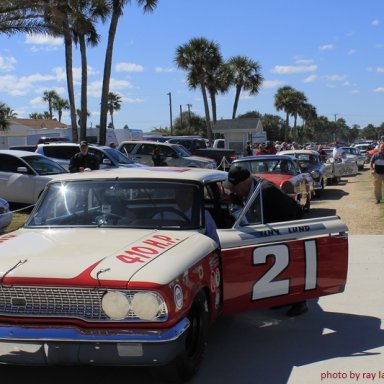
left=278, top=149, right=327, bottom=196
left=230, top=154, right=314, bottom=211
left=0, top=167, right=349, bottom=382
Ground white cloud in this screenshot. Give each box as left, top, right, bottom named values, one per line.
left=155, top=66, right=176, bottom=73
left=0, top=56, right=16, bottom=72
left=87, top=78, right=134, bottom=97
left=262, top=79, right=285, bottom=88
left=303, top=74, right=317, bottom=83
left=121, top=96, right=144, bottom=103
left=348, top=49, right=357, bottom=55
left=115, top=62, right=144, bottom=72
left=372, top=19, right=380, bottom=26
left=373, top=87, right=384, bottom=92
left=323, top=74, right=347, bottom=81
left=270, top=65, right=317, bottom=74
left=30, top=96, right=44, bottom=106
left=319, top=44, right=334, bottom=51
left=25, top=34, right=63, bottom=46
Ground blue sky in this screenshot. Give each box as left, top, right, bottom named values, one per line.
left=0, top=0, right=383, bottom=133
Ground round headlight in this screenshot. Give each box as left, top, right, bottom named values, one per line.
left=131, top=292, right=161, bottom=321
left=102, top=291, right=130, bottom=320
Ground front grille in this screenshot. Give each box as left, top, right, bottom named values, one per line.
left=0, top=286, right=167, bottom=322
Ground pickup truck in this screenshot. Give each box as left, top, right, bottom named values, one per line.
left=166, top=137, right=237, bottom=169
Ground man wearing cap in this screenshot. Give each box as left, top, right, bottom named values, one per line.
left=223, top=166, right=302, bottom=223
left=69, top=141, right=100, bottom=173
left=223, top=166, right=307, bottom=317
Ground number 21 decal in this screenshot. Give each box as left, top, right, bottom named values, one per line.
left=252, top=240, right=317, bottom=300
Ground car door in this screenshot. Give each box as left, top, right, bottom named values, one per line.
left=217, top=181, right=348, bottom=316
left=0, top=154, right=40, bottom=204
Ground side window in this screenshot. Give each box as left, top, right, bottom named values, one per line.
left=0, top=154, right=26, bottom=172
left=162, top=145, right=175, bottom=157
left=137, top=144, right=155, bottom=155
left=89, top=148, right=104, bottom=163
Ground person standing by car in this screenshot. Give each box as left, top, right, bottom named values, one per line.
left=152, top=146, right=167, bottom=166
left=370, top=143, right=384, bottom=204
left=332, top=142, right=345, bottom=162
left=245, top=141, right=253, bottom=156
left=69, top=141, right=100, bottom=173
left=222, top=166, right=308, bottom=317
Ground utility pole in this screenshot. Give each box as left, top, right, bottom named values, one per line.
left=179, top=104, right=183, bottom=130
left=167, top=92, right=173, bottom=135
left=186, top=104, right=192, bottom=134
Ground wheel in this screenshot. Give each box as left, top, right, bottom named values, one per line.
left=152, top=207, right=190, bottom=222
left=152, top=291, right=209, bottom=383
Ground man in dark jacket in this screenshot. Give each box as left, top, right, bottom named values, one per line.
left=69, top=141, right=100, bottom=173
left=223, top=166, right=307, bottom=317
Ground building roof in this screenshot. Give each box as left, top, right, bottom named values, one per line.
left=212, top=118, right=263, bottom=133
left=10, top=118, right=68, bottom=130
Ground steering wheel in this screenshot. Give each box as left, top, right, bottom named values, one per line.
left=94, top=212, right=124, bottom=225
left=152, top=207, right=191, bottom=222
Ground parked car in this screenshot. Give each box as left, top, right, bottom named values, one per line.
left=0, top=197, right=12, bottom=230
left=35, top=142, right=143, bottom=170
left=322, top=148, right=359, bottom=183
left=229, top=155, right=314, bottom=212
left=353, top=143, right=374, bottom=163
left=0, top=167, right=348, bottom=381
left=341, top=146, right=366, bottom=170
left=278, top=149, right=327, bottom=195
left=0, top=150, right=68, bottom=204
left=117, top=140, right=217, bottom=169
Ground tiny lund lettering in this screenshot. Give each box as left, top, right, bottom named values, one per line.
left=288, top=225, right=310, bottom=233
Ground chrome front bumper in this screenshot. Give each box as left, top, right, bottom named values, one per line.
left=0, top=318, right=189, bottom=366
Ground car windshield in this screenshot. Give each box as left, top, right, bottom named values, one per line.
left=173, top=144, right=192, bottom=157
left=102, top=147, right=137, bottom=165
left=26, top=180, right=203, bottom=229
left=23, top=155, right=68, bottom=175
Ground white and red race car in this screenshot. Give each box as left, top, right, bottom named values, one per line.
left=0, top=167, right=348, bottom=381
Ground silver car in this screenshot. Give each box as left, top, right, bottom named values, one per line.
left=118, top=140, right=217, bottom=169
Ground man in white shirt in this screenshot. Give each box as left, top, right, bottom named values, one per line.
left=332, top=142, right=345, bottom=161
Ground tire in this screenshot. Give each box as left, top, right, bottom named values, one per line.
left=152, top=291, right=209, bottom=383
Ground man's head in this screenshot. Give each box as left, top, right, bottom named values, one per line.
left=80, top=141, right=89, bottom=154
left=224, top=166, right=252, bottom=197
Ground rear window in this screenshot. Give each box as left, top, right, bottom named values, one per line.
left=41, top=146, right=79, bottom=159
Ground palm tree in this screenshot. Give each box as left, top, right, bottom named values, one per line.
left=0, top=102, right=10, bottom=131
left=175, top=37, right=222, bottom=141
left=3, top=106, right=17, bottom=119
left=107, top=92, right=122, bottom=128
left=71, top=0, right=109, bottom=142
left=99, top=0, right=158, bottom=145
left=274, top=86, right=297, bottom=141
left=42, top=1, right=78, bottom=142
left=0, top=1, right=47, bottom=35
left=42, top=89, right=60, bottom=119
left=227, top=55, right=264, bottom=119
left=76, top=108, right=91, bottom=128
left=53, top=96, right=70, bottom=122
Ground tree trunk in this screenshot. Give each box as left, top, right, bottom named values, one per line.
left=99, top=10, right=119, bottom=145
left=79, top=35, right=88, bottom=142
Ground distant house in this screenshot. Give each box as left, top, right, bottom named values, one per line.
left=0, top=118, right=69, bottom=148
left=0, top=118, right=143, bottom=149
left=212, top=118, right=265, bottom=155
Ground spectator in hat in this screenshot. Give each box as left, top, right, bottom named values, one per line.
left=245, top=141, right=253, bottom=156
left=221, top=166, right=307, bottom=317
left=69, top=141, right=100, bottom=173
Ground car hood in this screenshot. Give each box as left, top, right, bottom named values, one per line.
left=183, top=155, right=215, bottom=163
left=0, top=229, right=216, bottom=287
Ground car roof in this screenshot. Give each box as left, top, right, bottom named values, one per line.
left=37, top=142, right=110, bottom=150
left=44, top=167, right=228, bottom=184
left=232, top=154, right=295, bottom=161
left=119, top=140, right=176, bottom=147
left=279, top=149, right=320, bottom=155
left=0, top=149, right=46, bottom=158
